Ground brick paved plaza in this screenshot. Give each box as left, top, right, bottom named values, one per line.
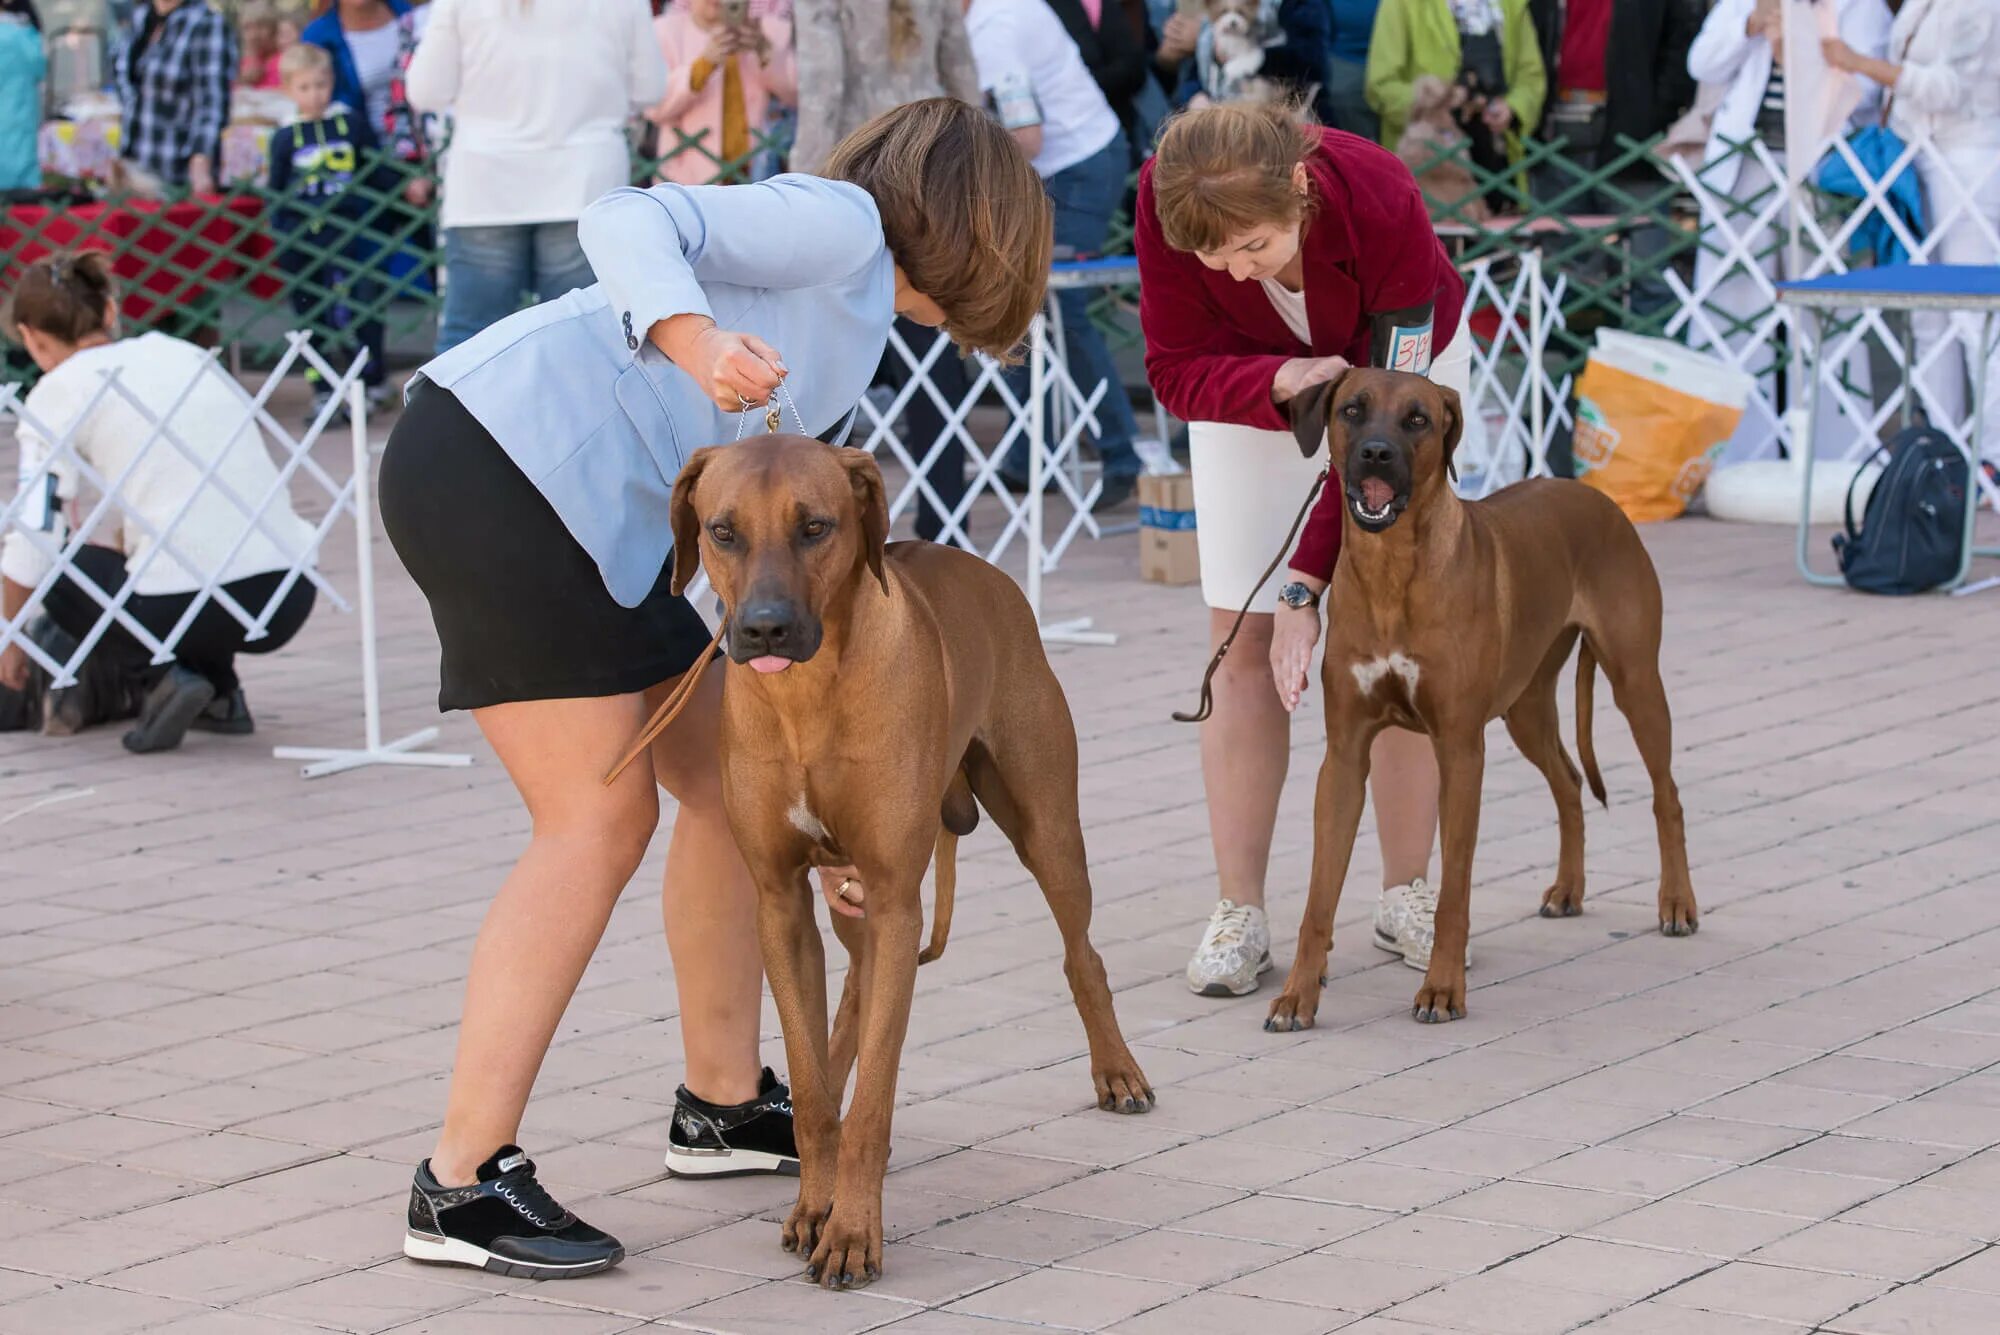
left=4, top=404, right=2000, bottom=1334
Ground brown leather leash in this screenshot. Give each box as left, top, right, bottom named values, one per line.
left=602, top=620, right=727, bottom=786
left=1172, top=464, right=1329, bottom=725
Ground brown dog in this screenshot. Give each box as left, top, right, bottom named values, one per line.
left=1268, top=369, right=1698, bottom=1032
left=667, top=436, right=1154, bottom=1289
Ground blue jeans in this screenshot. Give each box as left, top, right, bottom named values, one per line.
left=435, top=222, right=598, bottom=355
left=1005, top=131, right=1142, bottom=481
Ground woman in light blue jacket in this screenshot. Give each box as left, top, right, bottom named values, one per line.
left=379, top=98, right=1052, bottom=1279
left=0, top=1, right=44, bottom=193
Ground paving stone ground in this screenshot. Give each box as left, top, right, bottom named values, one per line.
left=5, top=398, right=2000, bottom=1334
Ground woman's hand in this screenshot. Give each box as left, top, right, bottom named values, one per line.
left=1271, top=355, right=1350, bottom=405
left=1271, top=597, right=1323, bottom=713
left=402, top=176, right=434, bottom=207
left=817, top=866, right=865, bottom=919
left=1482, top=98, right=1513, bottom=133
left=703, top=25, right=744, bottom=65
left=0, top=643, right=29, bottom=693
left=187, top=154, right=217, bottom=196
left=654, top=315, right=788, bottom=412
left=1159, top=13, right=1200, bottom=65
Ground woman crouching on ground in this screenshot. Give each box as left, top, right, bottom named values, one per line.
left=378, top=98, right=1050, bottom=1279
left=1134, top=101, right=1474, bottom=997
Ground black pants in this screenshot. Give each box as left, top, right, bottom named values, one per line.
left=42, top=545, right=316, bottom=694
left=879, top=318, right=974, bottom=543
left=282, top=240, right=386, bottom=389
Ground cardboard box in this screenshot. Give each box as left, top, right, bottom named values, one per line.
left=1138, top=473, right=1200, bottom=587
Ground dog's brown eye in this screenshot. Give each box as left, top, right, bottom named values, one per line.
left=1408, top=415, right=1428, bottom=430
left=1341, top=403, right=1362, bottom=419
left=708, top=522, right=734, bottom=545
left=801, top=519, right=829, bottom=540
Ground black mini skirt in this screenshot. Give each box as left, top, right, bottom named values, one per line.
left=378, top=380, right=714, bottom=712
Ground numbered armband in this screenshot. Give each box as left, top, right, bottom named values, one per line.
left=1369, top=303, right=1435, bottom=376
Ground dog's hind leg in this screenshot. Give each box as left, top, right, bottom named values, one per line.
left=964, top=737, right=1154, bottom=1114
left=1586, top=621, right=1698, bottom=937
left=1505, top=629, right=1589, bottom=919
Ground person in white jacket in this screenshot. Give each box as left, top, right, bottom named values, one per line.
left=405, top=0, right=668, bottom=354
left=1826, top=0, right=2000, bottom=482
left=1686, top=0, right=1893, bottom=462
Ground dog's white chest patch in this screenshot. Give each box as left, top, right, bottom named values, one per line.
left=787, top=795, right=827, bottom=842
left=1351, top=652, right=1421, bottom=697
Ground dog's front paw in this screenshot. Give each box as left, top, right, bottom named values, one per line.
left=1093, top=1055, right=1156, bottom=1115
left=1659, top=883, right=1699, bottom=937
left=1538, top=879, right=1585, bottom=918
left=1265, top=977, right=1322, bottom=1032
left=1411, top=972, right=1467, bottom=1024
left=781, top=1186, right=833, bottom=1257
left=806, top=1204, right=883, bottom=1290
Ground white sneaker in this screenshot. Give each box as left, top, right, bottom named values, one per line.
left=1396, top=880, right=1472, bottom=972
left=1373, top=882, right=1416, bottom=955
left=1186, top=900, right=1272, bottom=997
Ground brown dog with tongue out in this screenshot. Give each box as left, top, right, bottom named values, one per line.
left=659, top=434, right=1153, bottom=1290
left=1269, top=367, right=1700, bottom=1033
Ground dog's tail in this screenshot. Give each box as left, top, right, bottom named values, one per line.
left=921, top=829, right=957, bottom=965
left=1575, top=641, right=1609, bottom=807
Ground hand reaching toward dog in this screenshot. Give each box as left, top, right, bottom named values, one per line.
left=1271, top=355, right=1349, bottom=405
left=818, top=866, right=865, bottom=918
left=1271, top=597, right=1323, bottom=712
left=652, top=315, right=788, bottom=413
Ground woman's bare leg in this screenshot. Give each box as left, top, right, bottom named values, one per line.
left=647, top=666, right=764, bottom=1106
left=431, top=691, right=661, bottom=1186
left=1371, top=727, right=1439, bottom=887
left=1201, top=608, right=1289, bottom=910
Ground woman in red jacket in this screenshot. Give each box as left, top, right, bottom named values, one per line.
left=1135, top=101, right=1476, bottom=996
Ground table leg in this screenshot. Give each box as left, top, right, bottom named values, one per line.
left=1796, top=309, right=1844, bottom=586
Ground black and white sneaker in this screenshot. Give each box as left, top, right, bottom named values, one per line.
left=665, top=1067, right=800, bottom=1178
left=404, top=1146, right=623, bottom=1279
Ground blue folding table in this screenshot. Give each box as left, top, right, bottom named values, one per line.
left=1777, top=264, right=2000, bottom=593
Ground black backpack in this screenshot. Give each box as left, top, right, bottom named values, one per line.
left=1833, top=425, right=1966, bottom=595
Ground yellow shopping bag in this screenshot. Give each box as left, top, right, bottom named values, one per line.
left=1572, top=332, right=1752, bottom=523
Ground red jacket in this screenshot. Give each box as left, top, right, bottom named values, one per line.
left=1135, top=127, right=1465, bottom=581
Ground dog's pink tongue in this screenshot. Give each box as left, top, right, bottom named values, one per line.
left=748, top=656, right=792, bottom=675
left=1360, top=478, right=1394, bottom=510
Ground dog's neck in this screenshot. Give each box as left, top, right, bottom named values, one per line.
left=1335, top=482, right=1468, bottom=629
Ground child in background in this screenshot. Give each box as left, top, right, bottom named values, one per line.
left=266, top=43, right=394, bottom=419
left=239, top=2, right=285, bottom=88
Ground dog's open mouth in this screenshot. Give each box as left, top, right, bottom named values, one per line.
left=1348, top=476, right=1405, bottom=529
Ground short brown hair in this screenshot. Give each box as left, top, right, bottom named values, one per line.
left=823, top=98, right=1052, bottom=362
left=4, top=249, right=117, bottom=346
left=1150, top=101, right=1321, bottom=255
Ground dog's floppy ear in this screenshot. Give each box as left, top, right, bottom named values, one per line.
left=1436, top=385, right=1463, bottom=484
left=668, top=447, right=715, bottom=597
left=837, top=448, right=890, bottom=594
left=1286, top=367, right=1348, bottom=460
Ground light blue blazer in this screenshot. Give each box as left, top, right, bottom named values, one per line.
left=415, top=175, right=897, bottom=607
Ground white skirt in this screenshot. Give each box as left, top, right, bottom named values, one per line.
left=1189, top=312, right=1477, bottom=611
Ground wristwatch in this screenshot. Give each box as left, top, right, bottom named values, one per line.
left=1278, top=581, right=1321, bottom=610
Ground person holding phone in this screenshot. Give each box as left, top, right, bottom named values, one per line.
left=648, top=0, right=799, bottom=186
left=1134, top=101, right=1475, bottom=998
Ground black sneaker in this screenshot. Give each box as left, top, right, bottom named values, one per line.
left=189, top=688, right=254, bottom=735
left=122, top=666, right=216, bottom=754
left=665, top=1067, right=799, bottom=1178
left=404, top=1146, right=623, bottom=1280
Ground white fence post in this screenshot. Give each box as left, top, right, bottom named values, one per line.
left=274, top=368, right=471, bottom=779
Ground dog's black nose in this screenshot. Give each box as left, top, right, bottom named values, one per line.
left=734, top=602, right=796, bottom=655
left=1358, top=440, right=1397, bottom=469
